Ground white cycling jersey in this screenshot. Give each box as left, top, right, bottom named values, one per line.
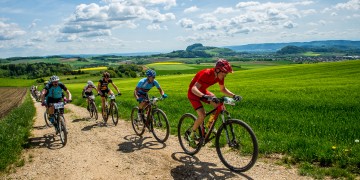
left=83, top=85, right=96, bottom=93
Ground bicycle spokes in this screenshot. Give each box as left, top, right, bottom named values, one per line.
left=215, top=120, right=258, bottom=172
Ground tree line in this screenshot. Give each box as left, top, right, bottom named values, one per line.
left=0, top=63, right=73, bottom=79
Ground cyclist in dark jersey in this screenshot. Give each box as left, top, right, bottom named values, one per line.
left=97, top=72, right=121, bottom=117
left=187, top=59, right=242, bottom=147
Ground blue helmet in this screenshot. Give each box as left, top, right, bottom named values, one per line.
left=146, top=69, right=156, bottom=77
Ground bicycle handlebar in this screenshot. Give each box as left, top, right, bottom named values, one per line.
left=218, top=96, right=240, bottom=105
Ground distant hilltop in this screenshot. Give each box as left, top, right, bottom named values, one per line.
left=224, top=40, right=360, bottom=52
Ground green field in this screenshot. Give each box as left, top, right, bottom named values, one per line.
left=1, top=60, right=359, bottom=178
left=0, top=78, right=35, bottom=87
left=67, top=60, right=360, bottom=178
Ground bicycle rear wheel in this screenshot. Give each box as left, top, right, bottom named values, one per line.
left=58, top=115, right=68, bottom=146
left=151, top=109, right=169, bottom=143
left=131, top=107, right=145, bottom=136
left=215, top=119, right=258, bottom=172
left=177, top=113, right=202, bottom=155
left=110, top=103, right=119, bottom=126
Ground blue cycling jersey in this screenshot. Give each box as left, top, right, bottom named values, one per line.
left=136, top=78, right=160, bottom=95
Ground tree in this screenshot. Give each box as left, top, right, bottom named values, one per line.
left=186, top=43, right=204, bottom=51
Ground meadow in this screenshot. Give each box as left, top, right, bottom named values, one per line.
left=1, top=60, right=359, bottom=178
left=146, top=62, right=243, bottom=75
left=67, top=60, right=360, bottom=178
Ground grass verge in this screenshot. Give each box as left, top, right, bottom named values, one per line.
left=0, top=93, right=36, bottom=172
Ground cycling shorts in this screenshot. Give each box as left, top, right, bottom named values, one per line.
left=100, top=89, right=110, bottom=97
left=85, top=91, right=93, bottom=96
left=187, top=91, right=214, bottom=110
left=47, top=97, right=62, bottom=105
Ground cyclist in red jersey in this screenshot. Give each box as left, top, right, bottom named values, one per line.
left=187, top=59, right=242, bottom=147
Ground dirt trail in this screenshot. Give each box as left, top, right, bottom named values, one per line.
left=3, top=98, right=311, bottom=180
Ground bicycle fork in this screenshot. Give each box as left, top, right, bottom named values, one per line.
left=221, top=111, right=238, bottom=147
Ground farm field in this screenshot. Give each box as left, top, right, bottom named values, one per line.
left=0, top=88, right=27, bottom=119
left=1, top=60, right=359, bottom=178
left=66, top=60, right=360, bottom=178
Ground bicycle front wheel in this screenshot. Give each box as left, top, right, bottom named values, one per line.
left=110, top=103, right=119, bottom=126
left=151, top=109, right=169, bottom=143
left=44, top=111, right=52, bottom=127
left=91, top=101, right=98, bottom=120
left=177, top=113, right=202, bottom=155
left=215, top=119, right=258, bottom=172
left=89, top=102, right=94, bottom=118
left=131, top=107, right=145, bottom=136
left=58, top=115, right=68, bottom=146
left=102, top=104, right=108, bottom=123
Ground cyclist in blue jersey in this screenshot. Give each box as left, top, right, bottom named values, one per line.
left=134, top=69, right=167, bottom=119
left=41, top=75, right=72, bottom=130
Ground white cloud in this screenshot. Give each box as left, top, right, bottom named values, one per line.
left=345, top=14, right=360, bottom=19
left=177, top=1, right=315, bottom=42
left=235, top=1, right=260, bottom=9
left=319, top=20, right=326, bottom=25
left=283, top=21, right=296, bottom=29
left=331, top=12, right=338, bottom=16
left=56, top=34, right=79, bottom=42
left=334, top=0, right=360, bottom=10
left=0, top=21, right=26, bottom=40
left=301, top=9, right=316, bottom=16
left=177, top=18, right=194, bottom=28
left=59, top=2, right=175, bottom=38
left=146, top=24, right=168, bottom=30
left=214, top=7, right=234, bottom=14
left=102, top=0, right=176, bottom=10
left=184, top=6, right=199, bottom=13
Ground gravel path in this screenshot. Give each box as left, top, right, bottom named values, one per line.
left=2, top=98, right=312, bottom=179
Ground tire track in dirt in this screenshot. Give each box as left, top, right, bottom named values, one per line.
left=3, top=98, right=311, bottom=179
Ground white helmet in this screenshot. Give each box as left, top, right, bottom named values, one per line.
left=87, top=80, right=94, bottom=86
left=50, top=75, right=60, bottom=82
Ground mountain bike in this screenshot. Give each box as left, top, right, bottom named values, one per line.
left=101, top=94, right=119, bottom=126
left=131, top=96, right=169, bottom=143
left=84, top=95, right=98, bottom=120
left=178, top=96, right=258, bottom=172
left=51, top=101, right=69, bottom=146
left=35, top=90, right=41, bottom=102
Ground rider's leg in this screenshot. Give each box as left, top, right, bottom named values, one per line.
left=137, top=101, right=146, bottom=120
left=101, top=96, right=105, bottom=115
left=48, top=106, right=55, bottom=124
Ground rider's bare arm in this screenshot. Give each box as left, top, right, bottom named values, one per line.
left=66, top=89, right=72, bottom=100
left=219, top=84, right=235, bottom=97
left=97, top=82, right=102, bottom=95
left=41, top=89, right=47, bottom=102
left=157, top=87, right=164, bottom=96
left=134, top=88, right=139, bottom=99
left=191, top=82, right=205, bottom=97
left=111, top=82, right=120, bottom=94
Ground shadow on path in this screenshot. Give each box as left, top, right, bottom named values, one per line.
left=26, top=133, right=65, bottom=150
left=170, top=152, right=253, bottom=180
left=117, top=134, right=166, bottom=153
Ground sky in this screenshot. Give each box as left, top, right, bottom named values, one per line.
left=0, top=0, right=359, bottom=58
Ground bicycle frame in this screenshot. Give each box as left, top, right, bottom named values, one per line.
left=200, top=98, right=233, bottom=144
left=101, top=94, right=116, bottom=113
left=141, top=97, right=161, bottom=126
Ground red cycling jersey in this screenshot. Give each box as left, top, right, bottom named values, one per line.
left=187, top=68, right=224, bottom=110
